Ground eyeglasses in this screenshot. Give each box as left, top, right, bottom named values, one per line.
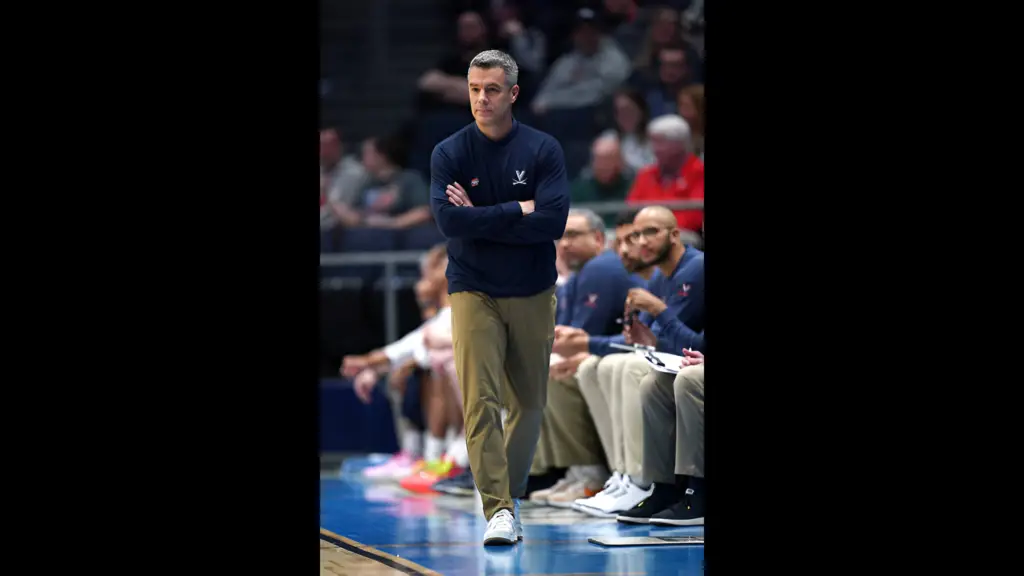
left=560, top=229, right=597, bottom=240
left=627, top=226, right=675, bottom=242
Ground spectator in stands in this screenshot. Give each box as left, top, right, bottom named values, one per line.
left=630, top=6, right=703, bottom=87
left=320, top=128, right=368, bottom=230
left=333, top=137, right=432, bottom=230
left=570, top=136, right=635, bottom=227
left=617, top=349, right=704, bottom=526
left=551, top=206, right=704, bottom=518
left=600, top=88, right=655, bottom=173
left=417, top=11, right=490, bottom=115
left=633, top=42, right=695, bottom=118
left=530, top=8, right=631, bottom=116
left=626, top=115, right=704, bottom=233
left=601, top=0, right=645, bottom=59
left=493, top=3, right=547, bottom=79
left=528, top=208, right=642, bottom=507
left=676, top=84, right=705, bottom=159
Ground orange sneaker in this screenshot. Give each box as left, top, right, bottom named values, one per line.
left=400, top=456, right=464, bottom=494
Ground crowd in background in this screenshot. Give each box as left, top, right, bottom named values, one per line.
left=323, top=0, right=708, bottom=531
left=320, top=0, right=706, bottom=245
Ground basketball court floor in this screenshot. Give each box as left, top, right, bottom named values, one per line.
left=320, top=457, right=704, bottom=575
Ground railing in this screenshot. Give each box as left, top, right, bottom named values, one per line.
left=319, top=200, right=703, bottom=342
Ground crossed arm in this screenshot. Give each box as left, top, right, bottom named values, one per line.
left=429, top=143, right=569, bottom=244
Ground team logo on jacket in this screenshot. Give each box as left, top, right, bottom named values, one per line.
left=678, top=283, right=691, bottom=297
left=471, top=178, right=479, bottom=187
left=585, top=293, right=599, bottom=307
left=513, top=170, right=527, bottom=185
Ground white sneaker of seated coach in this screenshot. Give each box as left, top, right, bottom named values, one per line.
left=573, top=471, right=623, bottom=512
left=589, top=475, right=653, bottom=516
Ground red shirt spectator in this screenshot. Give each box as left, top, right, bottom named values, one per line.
left=626, top=115, right=704, bottom=232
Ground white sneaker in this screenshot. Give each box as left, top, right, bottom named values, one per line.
left=583, top=475, right=653, bottom=517
left=573, top=472, right=623, bottom=513
left=514, top=499, right=522, bottom=541
left=483, top=509, right=516, bottom=546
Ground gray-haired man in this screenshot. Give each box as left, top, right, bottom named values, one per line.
left=428, top=49, right=570, bottom=545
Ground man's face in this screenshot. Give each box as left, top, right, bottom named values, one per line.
left=651, top=133, right=685, bottom=167
left=615, top=223, right=645, bottom=272
left=558, top=215, right=604, bottom=271
left=320, top=129, right=341, bottom=166
left=658, top=48, right=688, bottom=86
left=458, top=12, right=486, bottom=49
left=632, top=212, right=677, bottom=266
left=468, top=66, right=518, bottom=126
left=591, top=140, right=622, bottom=184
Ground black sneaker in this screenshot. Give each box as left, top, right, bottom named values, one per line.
left=615, top=483, right=679, bottom=524
left=433, top=468, right=476, bottom=496
left=649, top=488, right=705, bottom=526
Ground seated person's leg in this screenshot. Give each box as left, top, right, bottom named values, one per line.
left=649, top=364, right=705, bottom=527
left=534, top=358, right=608, bottom=507
left=577, top=354, right=655, bottom=516
left=363, top=368, right=425, bottom=480
left=616, top=369, right=684, bottom=524
left=575, top=354, right=615, bottom=469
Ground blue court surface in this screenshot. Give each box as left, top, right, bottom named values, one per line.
left=320, top=457, right=704, bottom=575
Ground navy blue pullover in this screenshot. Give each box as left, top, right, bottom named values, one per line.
left=430, top=120, right=570, bottom=298
left=589, top=245, right=705, bottom=356
left=557, top=250, right=643, bottom=336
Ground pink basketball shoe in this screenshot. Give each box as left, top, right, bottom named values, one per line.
left=362, top=452, right=419, bottom=481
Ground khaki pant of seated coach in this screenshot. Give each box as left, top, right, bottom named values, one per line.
left=450, top=287, right=556, bottom=521
left=639, top=364, right=705, bottom=483
left=530, top=355, right=606, bottom=475
left=577, top=353, right=651, bottom=479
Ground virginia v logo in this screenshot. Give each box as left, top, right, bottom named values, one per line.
left=513, top=170, right=527, bottom=185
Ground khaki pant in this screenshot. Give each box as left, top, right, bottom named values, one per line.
left=450, top=287, right=556, bottom=521
left=531, top=355, right=606, bottom=474
left=639, top=364, right=705, bottom=484
left=576, top=353, right=650, bottom=479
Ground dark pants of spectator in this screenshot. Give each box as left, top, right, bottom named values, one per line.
left=400, top=370, right=426, bottom=431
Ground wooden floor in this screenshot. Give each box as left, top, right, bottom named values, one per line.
left=320, top=457, right=704, bottom=575
left=320, top=538, right=403, bottom=575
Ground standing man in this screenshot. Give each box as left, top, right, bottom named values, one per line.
left=429, top=49, right=570, bottom=546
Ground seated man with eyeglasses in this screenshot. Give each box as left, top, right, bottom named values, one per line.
left=553, top=205, right=704, bottom=518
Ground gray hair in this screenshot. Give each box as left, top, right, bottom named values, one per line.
left=648, top=114, right=693, bottom=151
left=468, top=50, right=519, bottom=87
left=569, top=208, right=605, bottom=236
